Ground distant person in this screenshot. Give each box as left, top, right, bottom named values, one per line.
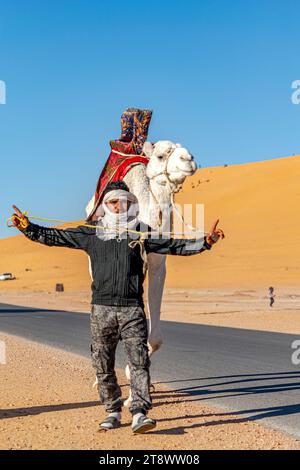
left=269, top=286, right=275, bottom=308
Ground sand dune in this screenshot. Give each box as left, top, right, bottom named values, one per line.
left=1, top=155, right=299, bottom=293
left=168, top=154, right=300, bottom=288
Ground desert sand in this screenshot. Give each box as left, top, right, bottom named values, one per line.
left=1, top=332, right=299, bottom=450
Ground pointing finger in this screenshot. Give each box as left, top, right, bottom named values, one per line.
left=210, top=219, right=219, bottom=233
left=12, top=205, right=23, bottom=217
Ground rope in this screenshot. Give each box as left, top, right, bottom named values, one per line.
left=6, top=212, right=208, bottom=237
left=6, top=212, right=150, bottom=237
left=128, top=237, right=148, bottom=275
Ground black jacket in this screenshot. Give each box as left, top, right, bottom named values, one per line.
left=23, top=221, right=211, bottom=308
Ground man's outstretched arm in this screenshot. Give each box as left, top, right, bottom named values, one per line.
left=144, top=219, right=225, bottom=255
left=144, top=235, right=211, bottom=255
left=11, top=205, right=92, bottom=251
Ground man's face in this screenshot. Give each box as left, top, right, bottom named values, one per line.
left=106, top=198, right=131, bottom=214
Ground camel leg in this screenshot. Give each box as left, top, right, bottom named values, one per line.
left=146, top=253, right=166, bottom=354
left=124, top=253, right=166, bottom=407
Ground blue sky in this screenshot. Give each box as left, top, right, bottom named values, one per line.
left=0, top=0, right=299, bottom=238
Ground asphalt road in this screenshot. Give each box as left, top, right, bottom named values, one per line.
left=0, top=302, right=300, bottom=438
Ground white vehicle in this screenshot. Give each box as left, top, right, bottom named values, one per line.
left=0, top=273, right=15, bottom=281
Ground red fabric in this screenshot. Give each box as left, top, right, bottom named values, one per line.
left=87, top=140, right=149, bottom=221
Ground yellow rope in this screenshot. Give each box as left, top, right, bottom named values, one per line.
left=6, top=212, right=207, bottom=238
left=6, top=212, right=149, bottom=237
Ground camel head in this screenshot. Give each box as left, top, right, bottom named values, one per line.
left=143, top=140, right=197, bottom=192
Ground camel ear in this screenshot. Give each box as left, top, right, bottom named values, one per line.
left=175, top=143, right=182, bottom=148
left=142, top=141, right=154, bottom=157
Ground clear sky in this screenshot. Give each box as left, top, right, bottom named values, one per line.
left=0, top=0, right=299, bottom=238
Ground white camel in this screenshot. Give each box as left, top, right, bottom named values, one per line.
left=86, top=140, right=197, bottom=404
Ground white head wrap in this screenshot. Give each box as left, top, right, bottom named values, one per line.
left=95, top=189, right=140, bottom=240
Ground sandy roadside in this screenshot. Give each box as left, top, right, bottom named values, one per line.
left=0, top=333, right=300, bottom=450
left=1, top=287, right=300, bottom=334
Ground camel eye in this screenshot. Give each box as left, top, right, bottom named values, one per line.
left=157, top=155, right=164, bottom=160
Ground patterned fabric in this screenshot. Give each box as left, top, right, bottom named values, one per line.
left=90, top=304, right=152, bottom=415
left=87, top=108, right=152, bottom=221
left=120, top=108, right=153, bottom=153
left=120, top=109, right=134, bottom=142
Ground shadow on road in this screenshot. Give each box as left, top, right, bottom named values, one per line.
left=0, top=307, right=68, bottom=315
left=149, top=403, right=300, bottom=435
left=148, top=371, right=300, bottom=434
left=153, top=371, right=300, bottom=402
left=156, top=370, right=300, bottom=384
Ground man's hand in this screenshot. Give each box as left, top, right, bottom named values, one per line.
left=11, top=205, right=30, bottom=231
left=205, top=219, right=225, bottom=246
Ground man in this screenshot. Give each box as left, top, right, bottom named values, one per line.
left=11, top=180, right=224, bottom=433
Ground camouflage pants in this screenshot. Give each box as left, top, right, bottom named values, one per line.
left=90, top=304, right=152, bottom=415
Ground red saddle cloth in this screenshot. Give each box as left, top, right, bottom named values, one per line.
left=87, top=140, right=149, bottom=221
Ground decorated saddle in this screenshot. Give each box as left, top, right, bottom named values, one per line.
left=87, top=108, right=152, bottom=221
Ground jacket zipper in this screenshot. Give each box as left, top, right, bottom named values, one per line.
left=113, top=231, right=121, bottom=304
